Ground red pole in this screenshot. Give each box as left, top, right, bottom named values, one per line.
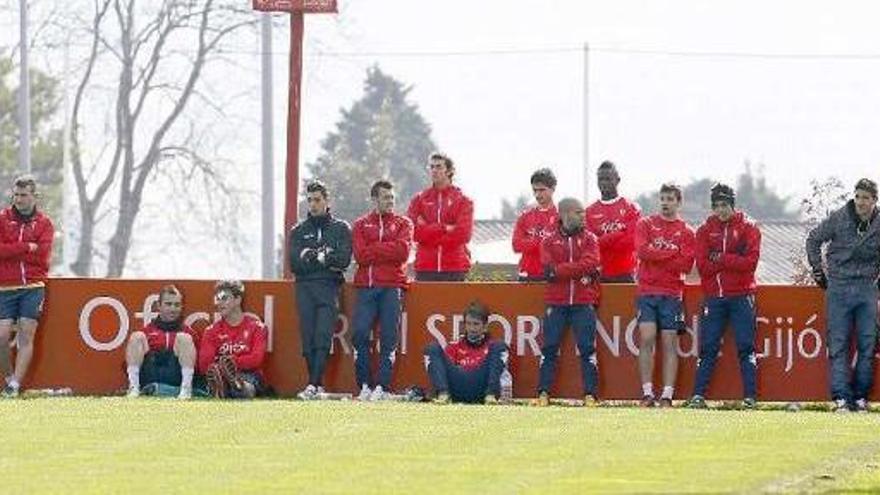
left=283, top=12, right=305, bottom=279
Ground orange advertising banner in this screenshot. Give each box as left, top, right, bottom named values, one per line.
left=28, top=279, right=846, bottom=400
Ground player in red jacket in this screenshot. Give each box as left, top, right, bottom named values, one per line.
left=199, top=280, right=268, bottom=399
left=423, top=300, right=508, bottom=404
left=125, top=285, right=199, bottom=399
left=689, top=183, right=761, bottom=409
left=407, top=152, right=474, bottom=281
left=535, top=197, right=602, bottom=407
left=635, top=183, right=695, bottom=407
left=0, top=175, right=54, bottom=398
left=352, top=180, right=413, bottom=401
left=512, top=168, right=558, bottom=281
left=585, top=161, right=641, bottom=282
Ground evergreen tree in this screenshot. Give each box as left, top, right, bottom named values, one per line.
left=306, top=66, right=438, bottom=222
left=0, top=55, right=64, bottom=267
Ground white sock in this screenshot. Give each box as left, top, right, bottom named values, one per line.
left=127, top=366, right=140, bottom=389
left=180, top=367, right=194, bottom=389
left=661, top=386, right=674, bottom=400
left=8, top=378, right=20, bottom=390
left=642, top=383, right=653, bottom=397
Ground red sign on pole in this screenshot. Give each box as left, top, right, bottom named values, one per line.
left=252, top=0, right=337, bottom=13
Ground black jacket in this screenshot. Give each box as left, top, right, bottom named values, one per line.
left=289, top=212, right=352, bottom=282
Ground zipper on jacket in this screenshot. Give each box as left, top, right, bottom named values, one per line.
left=18, top=224, right=26, bottom=285
left=370, top=215, right=385, bottom=287
left=437, top=193, right=443, bottom=272
left=568, top=236, right=574, bottom=305
left=716, top=224, right=728, bottom=298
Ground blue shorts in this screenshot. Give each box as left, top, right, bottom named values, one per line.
left=0, top=287, right=45, bottom=321
left=636, top=295, right=685, bottom=333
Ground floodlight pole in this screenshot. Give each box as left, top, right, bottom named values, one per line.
left=19, top=0, right=31, bottom=173
left=261, top=14, right=276, bottom=279
left=252, top=1, right=336, bottom=279
left=582, top=42, right=590, bottom=202
left=283, top=11, right=305, bottom=279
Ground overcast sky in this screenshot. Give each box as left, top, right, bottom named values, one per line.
left=291, top=0, right=880, bottom=218
left=4, top=0, right=880, bottom=276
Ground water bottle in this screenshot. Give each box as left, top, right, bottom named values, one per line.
left=499, top=367, right=513, bottom=403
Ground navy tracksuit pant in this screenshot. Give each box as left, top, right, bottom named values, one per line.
left=538, top=304, right=599, bottom=396
left=352, top=287, right=401, bottom=389
left=424, top=341, right=506, bottom=403
left=692, top=295, right=758, bottom=399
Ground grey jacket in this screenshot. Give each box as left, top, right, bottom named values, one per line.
left=805, top=200, right=880, bottom=282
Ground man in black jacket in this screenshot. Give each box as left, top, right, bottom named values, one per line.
left=290, top=180, right=352, bottom=400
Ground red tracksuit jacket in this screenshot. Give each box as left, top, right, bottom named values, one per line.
left=445, top=339, right=492, bottom=371
left=352, top=210, right=413, bottom=288
left=512, top=205, right=558, bottom=279
left=540, top=225, right=601, bottom=305
left=584, top=197, right=641, bottom=279
left=0, top=207, right=54, bottom=287
left=142, top=320, right=200, bottom=353
left=198, top=314, right=267, bottom=375
left=407, top=185, right=473, bottom=273
left=695, top=211, right=761, bottom=298
left=635, top=214, right=695, bottom=297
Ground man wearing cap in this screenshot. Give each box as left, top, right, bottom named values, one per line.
left=806, top=178, right=880, bottom=413
left=585, top=161, right=641, bottom=283
left=290, top=180, right=352, bottom=400
left=688, top=183, right=761, bottom=409
left=198, top=280, right=268, bottom=399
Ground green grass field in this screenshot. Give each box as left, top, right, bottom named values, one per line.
left=2, top=398, right=880, bottom=494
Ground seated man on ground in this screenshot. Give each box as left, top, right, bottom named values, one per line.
left=126, top=284, right=198, bottom=399
left=423, top=300, right=508, bottom=404
left=198, top=280, right=268, bottom=399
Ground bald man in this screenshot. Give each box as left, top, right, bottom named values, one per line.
left=535, top=197, right=602, bottom=407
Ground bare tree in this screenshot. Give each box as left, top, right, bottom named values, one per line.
left=66, top=0, right=256, bottom=276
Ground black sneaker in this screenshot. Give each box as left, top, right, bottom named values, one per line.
left=742, top=397, right=757, bottom=410
left=1, top=384, right=19, bottom=398
left=687, top=395, right=707, bottom=409
left=639, top=395, right=656, bottom=408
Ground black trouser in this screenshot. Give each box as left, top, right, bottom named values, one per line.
left=296, top=279, right=342, bottom=386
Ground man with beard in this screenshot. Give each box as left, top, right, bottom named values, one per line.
left=125, top=285, right=199, bottom=399
left=806, top=178, right=880, bottom=413
left=423, top=300, right=508, bottom=404
left=535, top=197, right=602, bottom=407
left=0, top=175, right=54, bottom=398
